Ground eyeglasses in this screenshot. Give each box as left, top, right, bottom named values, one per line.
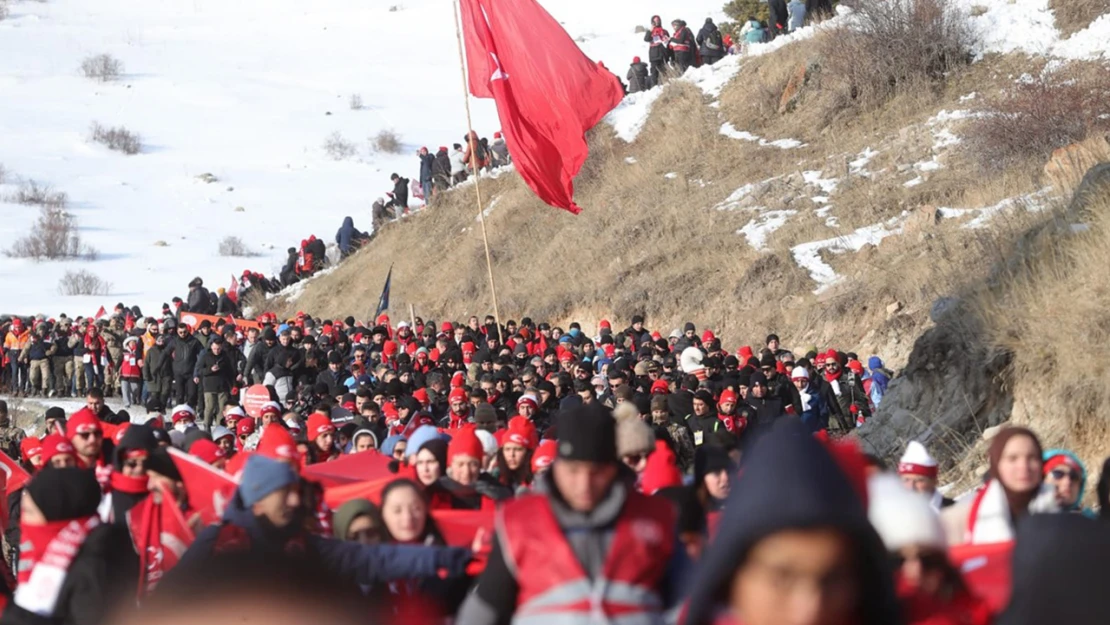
left=1050, top=468, right=1080, bottom=481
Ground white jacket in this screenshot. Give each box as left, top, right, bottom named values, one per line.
left=450, top=150, right=467, bottom=174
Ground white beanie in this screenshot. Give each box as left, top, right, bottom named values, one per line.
left=475, top=429, right=498, bottom=457
left=791, top=366, right=809, bottom=380
left=898, top=440, right=939, bottom=478
left=867, top=474, right=946, bottom=552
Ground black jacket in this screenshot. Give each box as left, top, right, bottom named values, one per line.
left=683, top=421, right=901, bottom=625
left=391, top=177, right=409, bottom=207
left=195, top=350, right=234, bottom=393
left=432, top=150, right=451, bottom=179
left=264, top=343, right=303, bottom=377
left=185, top=286, right=213, bottom=315
left=643, top=22, right=671, bottom=63
left=245, top=342, right=272, bottom=385
left=168, top=334, right=203, bottom=377
left=418, top=153, right=435, bottom=183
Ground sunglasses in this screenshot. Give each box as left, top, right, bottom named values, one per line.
left=125, top=459, right=146, bottom=470
left=76, top=431, right=102, bottom=439
left=1050, top=468, right=1080, bottom=481
left=239, top=434, right=250, bottom=441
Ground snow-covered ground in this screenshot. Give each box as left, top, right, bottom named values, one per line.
left=0, top=0, right=725, bottom=317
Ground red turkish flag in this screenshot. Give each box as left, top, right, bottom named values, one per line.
left=167, top=447, right=238, bottom=526
left=459, top=0, right=624, bottom=214
left=0, top=452, right=31, bottom=495
left=94, top=306, right=107, bottom=320
left=129, top=487, right=195, bottom=597
left=228, top=275, right=239, bottom=305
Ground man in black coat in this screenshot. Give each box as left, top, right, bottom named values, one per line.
left=184, top=277, right=213, bottom=315
left=168, top=323, right=203, bottom=407
left=627, top=57, right=650, bottom=93
left=768, top=0, right=789, bottom=37
left=432, top=147, right=452, bottom=192
left=279, top=248, right=300, bottom=286
left=389, top=173, right=409, bottom=213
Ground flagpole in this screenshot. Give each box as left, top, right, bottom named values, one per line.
left=453, top=0, right=504, bottom=338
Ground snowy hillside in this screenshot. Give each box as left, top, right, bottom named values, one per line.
left=0, top=0, right=725, bottom=317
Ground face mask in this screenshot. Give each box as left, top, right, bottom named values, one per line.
left=174, top=421, right=191, bottom=433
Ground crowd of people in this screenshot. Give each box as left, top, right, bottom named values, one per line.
left=0, top=307, right=1107, bottom=625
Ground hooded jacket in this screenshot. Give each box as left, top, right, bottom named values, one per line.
left=683, top=421, right=902, bottom=625
left=1042, top=449, right=1095, bottom=517
left=335, top=217, right=367, bottom=256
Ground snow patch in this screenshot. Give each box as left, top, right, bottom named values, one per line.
left=803, top=170, right=839, bottom=194
left=739, top=210, right=797, bottom=250
left=961, top=0, right=1110, bottom=60
left=938, top=189, right=1052, bottom=229
left=849, top=147, right=879, bottom=175
left=792, top=214, right=907, bottom=293
left=606, top=87, right=664, bottom=142
left=624, top=156, right=638, bottom=164
left=664, top=172, right=678, bottom=179
left=720, top=123, right=806, bottom=149
left=477, top=195, right=500, bottom=221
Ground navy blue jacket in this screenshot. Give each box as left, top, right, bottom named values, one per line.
left=683, top=421, right=902, bottom=625
left=335, top=216, right=367, bottom=255
left=176, top=491, right=472, bottom=586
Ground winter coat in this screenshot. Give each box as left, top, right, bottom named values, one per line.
left=627, top=61, right=650, bottom=93
left=796, top=381, right=830, bottom=432
left=264, top=343, right=303, bottom=377
left=418, top=152, right=435, bottom=183
left=119, top=344, right=143, bottom=381
left=433, top=150, right=452, bottom=178
left=449, top=150, right=467, bottom=175
left=825, top=371, right=871, bottom=426
left=335, top=216, right=367, bottom=256
left=0, top=523, right=139, bottom=625
left=168, top=334, right=203, bottom=377
left=245, top=341, right=271, bottom=385
left=643, top=22, right=671, bottom=63
left=741, top=19, right=765, bottom=44
left=682, top=421, right=901, bottom=625
left=668, top=26, right=697, bottom=68
left=171, top=490, right=473, bottom=589
left=696, top=21, right=725, bottom=63
left=142, top=344, right=173, bottom=382
left=195, top=350, right=234, bottom=394
left=788, top=0, right=807, bottom=31
left=769, top=0, right=789, bottom=31
left=215, top=293, right=239, bottom=317
left=489, top=138, right=510, bottom=166
left=940, top=479, right=1059, bottom=545
left=185, top=286, right=213, bottom=315
left=391, top=177, right=409, bottom=208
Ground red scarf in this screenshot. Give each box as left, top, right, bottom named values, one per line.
left=446, top=412, right=468, bottom=429
left=824, top=368, right=843, bottom=383
left=109, top=471, right=150, bottom=495
left=15, top=516, right=100, bottom=615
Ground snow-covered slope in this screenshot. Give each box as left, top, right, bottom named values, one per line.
left=0, top=0, right=724, bottom=317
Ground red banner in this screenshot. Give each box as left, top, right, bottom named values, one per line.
left=0, top=451, right=32, bottom=495
left=179, top=312, right=260, bottom=332
left=303, top=451, right=395, bottom=488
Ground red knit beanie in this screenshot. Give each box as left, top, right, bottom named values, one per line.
left=448, top=428, right=484, bottom=464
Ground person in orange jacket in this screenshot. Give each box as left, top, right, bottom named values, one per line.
left=4, top=318, right=31, bottom=395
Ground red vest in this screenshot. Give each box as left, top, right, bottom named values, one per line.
left=500, top=491, right=675, bottom=625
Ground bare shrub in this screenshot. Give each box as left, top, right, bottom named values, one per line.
left=964, top=62, right=1110, bottom=172
left=819, top=0, right=974, bottom=114
left=323, top=132, right=357, bottom=160
left=217, top=236, right=254, bottom=257
left=0, top=2, right=9, bottom=21
left=349, top=94, right=363, bottom=110
left=0, top=163, right=7, bottom=184
left=79, top=54, right=124, bottom=82
left=90, top=122, right=142, bottom=155
left=1050, top=0, right=1110, bottom=36
left=6, top=206, right=98, bottom=261
left=371, top=129, right=403, bottom=154
left=57, top=270, right=112, bottom=296
left=11, top=180, right=68, bottom=209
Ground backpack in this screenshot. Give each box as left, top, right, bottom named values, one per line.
left=705, top=29, right=723, bottom=51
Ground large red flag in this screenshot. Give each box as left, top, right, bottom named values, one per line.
left=459, top=0, right=624, bottom=214
left=228, top=275, right=239, bottom=305
left=0, top=452, right=31, bottom=495
left=167, top=448, right=238, bottom=526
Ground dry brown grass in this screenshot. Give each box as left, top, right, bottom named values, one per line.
left=1050, top=0, right=1110, bottom=36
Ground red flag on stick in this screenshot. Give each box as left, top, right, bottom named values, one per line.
left=129, top=487, right=195, bottom=597
left=228, top=275, right=240, bottom=305
left=94, top=306, right=107, bottom=320
left=0, top=452, right=31, bottom=495
left=459, top=0, right=624, bottom=214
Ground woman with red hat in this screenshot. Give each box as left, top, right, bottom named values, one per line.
left=491, top=417, right=535, bottom=491
left=305, top=412, right=338, bottom=464
left=427, top=428, right=510, bottom=511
